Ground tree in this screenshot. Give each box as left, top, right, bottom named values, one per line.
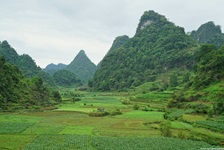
left=160, top=121, right=171, bottom=137
left=170, top=73, right=178, bottom=87
left=52, top=91, right=62, bottom=103
left=53, top=69, right=82, bottom=87
left=182, top=72, right=190, bottom=83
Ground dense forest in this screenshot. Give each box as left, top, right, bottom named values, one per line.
left=191, top=21, right=224, bottom=48
left=53, top=69, right=82, bottom=87
left=89, top=10, right=224, bottom=115
left=97, top=35, right=130, bottom=68
left=170, top=44, right=224, bottom=115
left=44, top=63, right=67, bottom=76
left=0, top=55, right=61, bottom=110
left=44, top=50, right=96, bottom=84
left=66, top=50, right=97, bottom=83
left=0, top=41, right=56, bottom=86
left=90, top=10, right=197, bottom=91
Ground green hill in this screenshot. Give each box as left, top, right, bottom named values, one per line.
left=97, top=35, right=129, bottom=68
left=0, top=40, right=56, bottom=86
left=66, top=50, right=97, bottom=83
left=105, top=35, right=129, bottom=56
left=53, top=69, right=82, bottom=87
left=191, top=21, right=224, bottom=48
left=90, top=10, right=197, bottom=91
left=0, top=55, right=61, bottom=110
left=170, top=44, right=224, bottom=115
left=44, top=63, right=67, bottom=76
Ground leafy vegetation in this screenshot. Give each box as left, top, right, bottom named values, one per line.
left=1, top=9, right=224, bottom=150
left=104, top=35, right=130, bottom=56
left=0, top=91, right=223, bottom=149
left=23, top=130, right=220, bottom=150
left=97, top=35, right=130, bottom=68
left=195, top=120, right=224, bottom=132
left=53, top=69, right=82, bottom=87
left=66, top=50, right=96, bottom=83
left=24, top=135, right=219, bottom=150
left=170, top=44, right=224, bottom=115
left=164, top=109, right=194, bottom=120
left=90, top=10, right=197, bottom=91
left=44, top=63, right=67, bottom=76
left=0, top=41, right=56, bottom=86
left=191, top=21, right=224, bottom=48
left=0, top=122, right=34, bottom=134
left=0, top=55, right=61, bottom=110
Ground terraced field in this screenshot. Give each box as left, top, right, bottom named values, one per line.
left=0, top=91, right=223, bottom=149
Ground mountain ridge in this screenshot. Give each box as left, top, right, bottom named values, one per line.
left=44, top=63, right=67, bottom=76
left=190, top=21, right=224, bottom=48
left=66, top=50, right=97, bottom=83
left=90, top=10, right=197, bottom=91
left=0, top=40, right=56, bottom=86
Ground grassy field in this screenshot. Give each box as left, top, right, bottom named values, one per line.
left=0, top=89, right=223, bottom=149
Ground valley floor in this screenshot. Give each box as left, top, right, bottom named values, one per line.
left=0, top=90, right=223, bottom=149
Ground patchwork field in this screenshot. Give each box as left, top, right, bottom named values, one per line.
left=0, top=91, right=223, bottom=149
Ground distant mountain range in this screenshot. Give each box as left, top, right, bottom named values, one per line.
left=0, top=41, right=56, bottom=86
left=66, top=50, right=97, bottom=83
left=44, top=50, right=97, bottom=84
left=44, top=63, right=67, bottom=76
left=1, top=10, right=224, bottom=89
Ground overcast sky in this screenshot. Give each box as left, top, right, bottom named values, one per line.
left=0, top=0, right=223, bottom=68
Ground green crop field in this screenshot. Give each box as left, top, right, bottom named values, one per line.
left=24, top=135, right=217, bottom=150
left=0, top=90, right=223, bottom=149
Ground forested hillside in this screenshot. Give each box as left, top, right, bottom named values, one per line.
left=104, top=35, right=129, bottom=57
left=90, top=10, right=197, bottom=91
left=44, top=63, right=67, bottom=76
left=97, top=35, right=129, bottom=68
left=191, top=21, right=224, bottom=48
left=0, top=41, right=56, bottom=86
left=170, top=44, right=224, bottom=115
left=66, top=50, right=96, bottom=83
left=0, top=55, right=61, bottom=111
left=53, top=69, right=82, bottom=87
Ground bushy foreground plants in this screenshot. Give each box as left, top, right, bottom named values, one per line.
left=196, top=120, right=224, bottom=132
left=24, top=135, right=218, bottom=150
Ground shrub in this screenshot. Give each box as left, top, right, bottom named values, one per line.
left=89, top=111, right=109, bottom=117
left=177, top=131, right=187, bottom=139
left=160, top=121, right=171, bottom=137
left=133, top=104, right=139, bottom=110
left=32, top=105, right=41, bottom=110
left=110, top=110, right=122, bottom=116
left=121, top=100, right=131, bottom=105
left=142, top=106, right=152, bottom=112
